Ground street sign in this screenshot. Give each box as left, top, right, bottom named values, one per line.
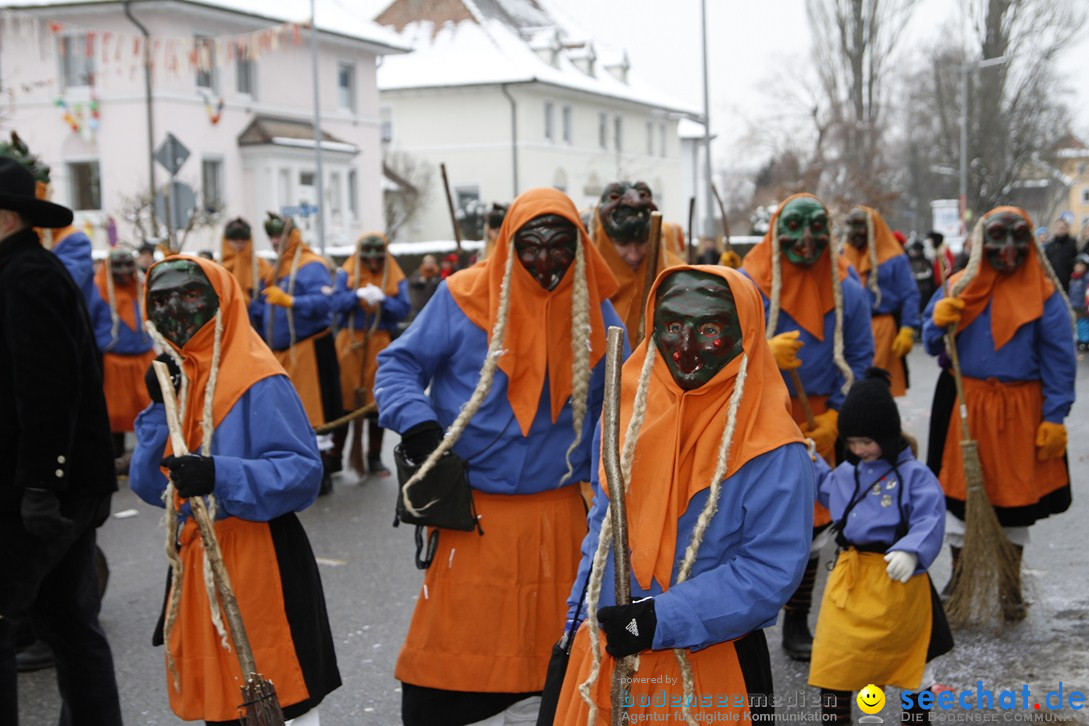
left=154, top=181, right=196, bottom=231
left=281, top=203, right=320, bottom=218
left=154, top=133, right=190, bottom=176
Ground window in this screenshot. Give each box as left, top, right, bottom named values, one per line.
left=195, top=36, right=217, bottom=91
left=68, top=161, right=101, bottom=210
left=614, top=116, right=623, bottom=152
left=348, top=169, right=358, bottom=216
left=1082, top=188, right=1089, bottom=204
left=598, top=112, right=607, bottom=149
left=278, top=169, right=292, bottom=208
left=562, top=106, right=572, bottom=144
left=380, top=106, right=392, bottom=143
left=328, top=173, right=342, bottom=217
left=201, top=159, right=223, bottom=213
left=236, top=57, right=256, bottom=96
left=544, top=102, right=555, bottom=142
left=659, top=124, right=667, bottom=158
left=337, top=62, right=356, bottom=111
left=456, top=185, right=480, bottom=210
left=59, top=35, right=95, bottom=88
left=646, top=121, right=653, bottom=156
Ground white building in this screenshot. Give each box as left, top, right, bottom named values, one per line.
left=0, top=0, right=407, bottom=253
left=374, top=0, right=697, bottom=242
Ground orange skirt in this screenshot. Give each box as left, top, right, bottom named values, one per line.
left=871, top=314, right=907, bottom=397
left=790, top=394, right=833, bottom=528
left=335, top=328, right=390, bottom=410
left=940, top=377, right=1068, bottom=509
left=166, top=517, right=309, bottom=722
left=102, top=349, right=155, bottom=432
left=554, top=624, right=751, bottom=725
left=274, top=331, right=331, bottom=427
left=395, top=485, right=588, bottom=693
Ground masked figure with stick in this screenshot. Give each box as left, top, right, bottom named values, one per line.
left=923, top=207, right=1075, bottom=622
left=842, top=206, right=921, bottom=397
left=330, top=232, right=409, bottom=476
left=589, top=181, right=684, bottom=339
left=92, top=247, right=156, bottom=461
left=375, top=188, right=623, bottom=725
left=252, top=213, right=342, bottom=494
left=219, top=217, right=272, bottom=311
left=740, top=193, right=874, bottom=661
left=130, top=256, right=340, bottom=723
left=552, top=266, right=813, bottom=725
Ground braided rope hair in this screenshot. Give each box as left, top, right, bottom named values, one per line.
left=104, top=252, right=121, bottom=349
left=865, top=209, right=882, bottom=309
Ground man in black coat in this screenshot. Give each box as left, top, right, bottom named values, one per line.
left=0, top=157, right=122, bottom=724
left=1045, top=217, right=1078, bottom=293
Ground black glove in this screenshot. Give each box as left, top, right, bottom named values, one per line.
left=145, top=353, right=181, bottom=404
left=160, top=454, right=216, bottom=499
left=20, top=488, right=73, bottom=540
left=401, top=421, right=444, bottom=463
left=597, top=598, right=656, bottom=657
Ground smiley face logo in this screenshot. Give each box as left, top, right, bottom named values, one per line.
left=857, top=684, right=885, bottom=714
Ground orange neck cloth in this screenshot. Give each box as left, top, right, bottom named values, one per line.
left=591, top=206, right=684, bottom=336
left=265, top=227, right=327, bottom=287
left=948, top=206, right=1055, bottom=350
left=841, top=205, right=904, bottom=284
left=604, top=265, right=803, bottom=590
left=741, top=193, right=852, bottom=340
left=219, top=238, right=269, bottom=301
left=94, top=261, right=140, bottom=331
left=446, top=188, right=619, bottom=436
left=340, top=232, right=406, bottom=297
left=148, top=256, right=286, bottom=456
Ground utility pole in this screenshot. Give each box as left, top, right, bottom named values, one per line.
left=700, top=0, right=713, bottom=241
left=959, top=54, right=1008, bottom=235
left=310, top=0, right=326, bottom=256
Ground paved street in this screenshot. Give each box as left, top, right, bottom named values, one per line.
left=18, top=346, right=1089, bottom=725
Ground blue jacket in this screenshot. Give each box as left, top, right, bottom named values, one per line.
left=375, top=281, right=627, bottom=494
left=330, top=272, right=410, bottom=333
left=130, top=375, right=322, bottom=521
left=51, top=229, right=96, bottom=311
left=814, top=446, right=944, bottom=575
left=922, top=288, right=1075, bottom=423
left=1069, top=273, right=1087, bottom=313
left=252, top=261, right=333, bottom=350
left=866, top=254, right=922, bottom=330
left=743, top=271, right=874, bottom=410
left=90, top=285, right=153, bottom=355
left=567, top=434, right=814, bottom=651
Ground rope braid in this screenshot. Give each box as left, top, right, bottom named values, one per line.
left=767, top=215, right=783, bottom=337
left=672, top=353, right=750, bottom=726
left=198, top=311, right=229, bottom=650
left=561, top=234, right=591, bottom=485
left=951, top=220, right=984, bottom=299
left=400, top=235, right=516, bottom=515
left=865, top=210, right=881, bottom=310
left=831, top=244, right=853, bottom=393
left=104, top=258, right=121, bottom=350
left=249, top=240, right=258, bottom=303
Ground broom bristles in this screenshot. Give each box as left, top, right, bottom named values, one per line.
left=239, top=675, right=285, bottom=726
left=944, top=439, right=1020, bottom=627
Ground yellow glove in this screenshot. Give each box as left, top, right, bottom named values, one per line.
left=1035, top=422, right=1066, bottom=461
left=891, top=326, right=915, bottom=357
left=768, top=331, right=803, bottom=370
left=802, top=409, right=838, bottom=458
left=261, top=286, right=294, bottom=308
left=720, top=250, right=742, bottom=269
left=933, top=296, right=965, bottom=328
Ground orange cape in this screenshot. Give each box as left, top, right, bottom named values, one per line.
left=94, top=261, right=140, bottom=331
left=147, top=255, right=286, bottom=456
left=841, top=205, right=904, bottom=285
left=604, top=265, right=803, bottom=590
left=590, top=206, right=684, bottom=336
left=219, top=237, right=272, bottom=302
left=265, top=227, right=328, bottom=286
left=446, top=188, right=619, bottom=436
left=949, top=206, right=1055, bottom=351
left=741, top=193, right=852, bottom=340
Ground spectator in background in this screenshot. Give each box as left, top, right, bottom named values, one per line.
left=1070, top=253, right=1089, bottom=351
left=136, top=242, right=156, bottom=274
left=1036, top=226, right=1049, bottom=246
left=439, top=252, right=459, bottom=279
left=1044, top=215, right=1078, bottom=292
left=926, top=231, right=956, bottom=286
left=407, top=254, right=441, bottom=321
left=482, top=202, right=509, bottom=259
left=907, top=240, right=935, bottom=316
left=195, top=249, right=214, bottom=261
left=697, top=236, right=720, bottom=265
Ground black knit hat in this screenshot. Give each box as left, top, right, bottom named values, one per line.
left=838, top=367, right=902, bottom=464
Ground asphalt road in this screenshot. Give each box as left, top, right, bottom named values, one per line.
left=18, top=346, right=1089, bottom=725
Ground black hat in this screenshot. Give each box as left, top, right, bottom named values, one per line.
left=838, top=367, right=902, bottom=464
left=0, top=157, right=73, bottom=228
left=925, top=230, right=944, bottom=245
left=224, top=217, right=251, bottom=241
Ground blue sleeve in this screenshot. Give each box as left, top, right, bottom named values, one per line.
left=567, top=420, right=606, bottom=623
left=652, top=444, right=815, bottom=649
left=1038, top=291, right=1077, bottom=423
left=381, top=279, right=412, bottom=325
left=831, top=281, right=874, bottom=409
left=375, top=283, right=457, bottom=432
left=893, top=256, right=921, bottom=330
left=889, top=464, right=946, bottom=572
left=88, top=290, right=114, bottom=352
left=330, top=269, right=358, bottom=315
left=921, top=287, right=947, bottom=356
left=53, top=233, right=93, bottom=299
left=289, top=262, right=332, bottom=318
left=130, top=403, right=170, bottom=508
left=813, top=454, right=834, bottom=510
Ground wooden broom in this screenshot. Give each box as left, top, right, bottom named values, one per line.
left=935, top=249, right=1019, bottom=627
left=153, top=361, right=286, bottom=725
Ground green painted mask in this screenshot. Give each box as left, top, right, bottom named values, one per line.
left=845, top=208, right=868, bottom=250
left=654, top=270, right=742, bottom=390
left=778, top=197, right=830, bottom=266
left=147, top=260, right=219, bottom=347
left=359, top=235, right=386, bottom=274
left=981, top=211, right=1031, bottom=273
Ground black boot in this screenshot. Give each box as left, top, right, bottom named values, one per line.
left=318, top=457, right=334, bottom=496
left=782, top=556, right=818, bottom=661
left=16, top=639, right=55, bottom=673
left=368, top=419, right=391, bottom=477
left=328, top=427, right=347, bottom=475
left=940, top=545, right=961, bottom=603
left=1001, top=544, right=1026, bottom=622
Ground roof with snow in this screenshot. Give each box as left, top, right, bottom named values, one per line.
left=373, top=0, right=698, bottom=116
left=2, top=0, right=411, bottom=54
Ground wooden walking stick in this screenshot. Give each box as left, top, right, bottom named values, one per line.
left=440, top=163, right=463, bottom=256
left=602, top=326, right=635, bottom=724
left=788, top=369, right=817, bottom=430
left=710, top=182, right=733, bottom=256
left=935, top=247, right=1018, bottom=627
left=636, top=212, right=663, bottom=341
left=153, top=361, right=286, bottom=725
left=686, top=196, right=696, bottom=265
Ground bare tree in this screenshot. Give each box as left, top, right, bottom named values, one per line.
left=383, top=151, right=434, bottom=242
left=117, top=180, right=223, bottom=253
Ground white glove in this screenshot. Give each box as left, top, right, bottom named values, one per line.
left=356, top=284, right=385, bottom=305
left=884, top=550, right=918, bottom=583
